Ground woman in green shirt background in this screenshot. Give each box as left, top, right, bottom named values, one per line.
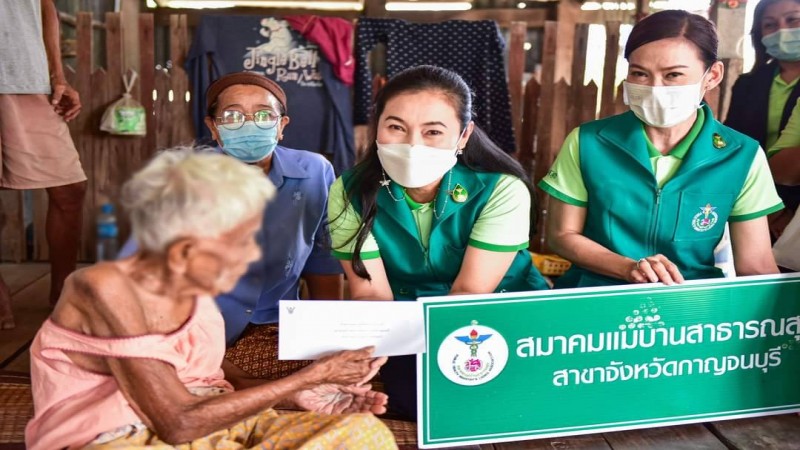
left=328, top=65, right=548, bottom=420
left=726, top=0, right=800, bottom=242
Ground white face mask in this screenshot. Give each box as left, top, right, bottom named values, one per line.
left=376, top=136, right=462, bottom=189
left=623, top=69, right=709, bottom=128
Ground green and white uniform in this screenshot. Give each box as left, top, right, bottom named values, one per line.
left=329, top=163, right=548, bottom=299
left=540, top=105, right=783, bottom=288
left=766, top=73, right=800, bottom=151
left=329, top=162, right=548, bottom=421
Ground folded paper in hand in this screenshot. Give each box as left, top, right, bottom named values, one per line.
left=278, top=300, right=425, bottom=360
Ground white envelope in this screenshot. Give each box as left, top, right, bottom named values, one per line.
left=278, top=300, right=425, bottom=360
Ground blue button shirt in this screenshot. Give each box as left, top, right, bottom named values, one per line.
left=119, top=145, right=342, bottom=346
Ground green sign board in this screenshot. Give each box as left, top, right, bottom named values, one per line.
left=418, top=275, right=800, bottom=448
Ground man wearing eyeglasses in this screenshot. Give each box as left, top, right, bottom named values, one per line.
left=120, top=72, right=343, bottom=386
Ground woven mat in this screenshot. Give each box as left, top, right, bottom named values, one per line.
left=0, top=372, right=32, bottom=447
left=0, top=374, right=418, bottom=449
left=380, top=417, right=417, bottom=449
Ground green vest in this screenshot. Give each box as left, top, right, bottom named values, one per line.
left=557, top=104, right=758, bottom=288
left=343, top=163, right=548, bottom=300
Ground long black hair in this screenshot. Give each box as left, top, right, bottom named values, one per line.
left=339, top=65, right=536, bottom=280
left=751, top=0, right=800, bottom=70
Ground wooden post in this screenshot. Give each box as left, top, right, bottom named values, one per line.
left=567, top=23, right=590, bottom=133
left=508, top=21, right=527, bottom=153
left=710, top=0, right=747, bottom=118
left=139, top=13, right=156, bottom=157
left=97, top=11, right=124, bottom=214
left=121, top=0, right=140, bottom=74
left=169, top=15, right=194, bottom=146
left=555, top=0, right=580, bottom=84
left=600, top=21, right=621, bottom=119
left=635, top=0, right=649, bottom=22
left=105, top=13, right=124, bottom=109
left=712, top=4, right=747, bottom=60
left=535, top=21, right=558, bottom=186
left=533, top=22, right=569, bottom=254
left=363, top=0, right=385, bottom=17
left=518, top=77, right=540, bottom=175
left=580, top=80, right=599, bottom=124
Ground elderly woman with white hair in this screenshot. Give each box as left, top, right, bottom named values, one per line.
left=24, top=148, right=396, bottom=450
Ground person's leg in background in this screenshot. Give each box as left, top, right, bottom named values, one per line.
left=0, top=182, right=79, bottom=324
left=46, top=181, right=86, bottom=305
left=0, top=94, right=87, bottom=324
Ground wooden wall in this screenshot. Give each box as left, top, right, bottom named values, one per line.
left=0, top=7, right=743, bottom=262
left=0, top=12, right=194, bottom=263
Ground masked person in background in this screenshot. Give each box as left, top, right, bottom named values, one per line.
left=540, top=10, right=783, bottom=289
left=328, top=65, right=549, bottom=421
left=119, top=72, right=342, bottom=386
left=726, top=0, right=800, bottom=243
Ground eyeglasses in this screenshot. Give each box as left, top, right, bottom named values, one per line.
left=215, top=110, right=281, bottom=130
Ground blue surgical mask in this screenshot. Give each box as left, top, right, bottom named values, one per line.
left=762, top=27, right=800, bottom=62
left=216, top=121, right=278, bottom=163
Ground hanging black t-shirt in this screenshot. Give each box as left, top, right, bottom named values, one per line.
left=355, top=18, right=516, bottom=153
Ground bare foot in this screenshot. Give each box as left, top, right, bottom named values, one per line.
left=0, top=278, right=14, bottom=330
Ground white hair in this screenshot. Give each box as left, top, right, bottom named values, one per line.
left=121, top=146, right=276, bottom=253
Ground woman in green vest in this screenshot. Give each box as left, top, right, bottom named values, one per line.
left=540, top=10, right=783, bottom=289
left=328, top=65, right=548, bottom=420
left=726, top=0, right=800, bottom=241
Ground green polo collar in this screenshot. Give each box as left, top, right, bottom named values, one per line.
left=773, top=68, right=800, bottom=88
left=404, top=190, right=428, bottom=210
left=642, top=107, right=705, bottom=159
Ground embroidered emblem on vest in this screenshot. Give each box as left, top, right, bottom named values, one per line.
left=451, top=184, right=468, bottom=203
left=712, top=133, right=726, bottom=149
left=692, top=203, right=718, bottom=232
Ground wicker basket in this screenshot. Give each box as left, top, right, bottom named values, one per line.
left=531, top=253, right=572, bottom=277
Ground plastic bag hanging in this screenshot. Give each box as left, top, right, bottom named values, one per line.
left=100, top=70, right=146, bottom=136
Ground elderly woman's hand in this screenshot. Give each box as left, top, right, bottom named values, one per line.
left=292, top=383, right=389, bottom=415
left=300, top=346, right=387, bottom=387
left=628, top=254, right=685, bottom=285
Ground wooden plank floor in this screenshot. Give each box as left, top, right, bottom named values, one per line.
left=0, top=263, right=50, bottom=371
left=1, top=263, right=800, bottom=449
